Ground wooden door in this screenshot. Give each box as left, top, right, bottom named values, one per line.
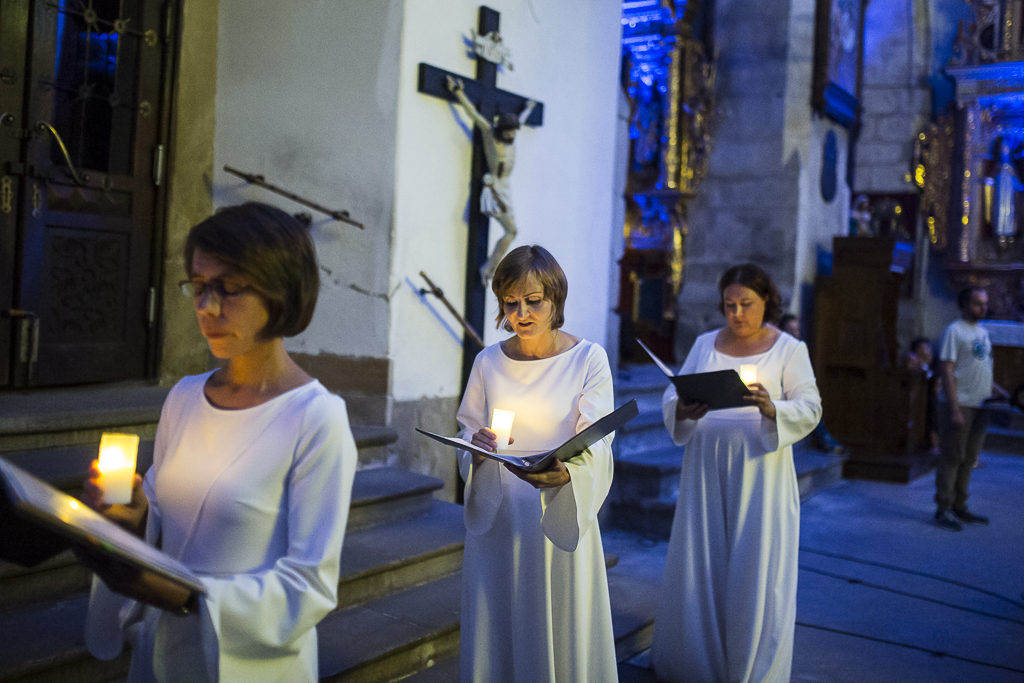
left=0, top=0, right=170, bottom=387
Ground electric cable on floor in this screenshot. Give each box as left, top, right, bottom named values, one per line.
left=800, top=546, right=1024, bottom=609
left=795, top=622, right=1024, bottom=675
left=799, top=565, right=1024, bottom=625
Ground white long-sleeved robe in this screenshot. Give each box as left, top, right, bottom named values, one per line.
left=651, top=331, right=821, bottom=683
left=85, top=372, right=357, bottom=682
left=457, top=340, right=618, bottom=683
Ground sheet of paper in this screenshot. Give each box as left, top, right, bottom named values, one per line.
left=636, top=338, right=677, bottom=377
left=637, top=338, right=752, bottom=410
left=416, top=399, right=639, bottom=472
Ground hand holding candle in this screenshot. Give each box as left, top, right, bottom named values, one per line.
left=490, top=409, right=515, bottom=451
left=739, top=364, right=758, bottom=388
left=97, top=432, right=140, bottom=505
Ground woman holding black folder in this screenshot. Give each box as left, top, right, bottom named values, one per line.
left=651, top=264, right=822, bottom=683
left=79, top=203, right=357, bottom=682
left=456, top=245, right=618, bottom=682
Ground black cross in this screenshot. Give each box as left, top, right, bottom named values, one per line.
left=417, top=5, right=544, bottom=389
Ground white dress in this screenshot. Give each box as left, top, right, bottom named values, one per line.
left=85, top=372, right=358, bottom=682
left=651, top=331, right=821, bottom=683
left=456, top=340, right=619, bottom=683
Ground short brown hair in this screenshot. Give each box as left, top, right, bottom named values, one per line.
left=718, top=263, right=782, bottom=325
left=492, top=245, right=567, bottom=333
left=957, top=286, right=986, bottom=310
left=185, top=202, right=320, bottom=339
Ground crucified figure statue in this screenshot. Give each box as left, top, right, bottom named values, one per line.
left=448, top=75, right=536, bottom=283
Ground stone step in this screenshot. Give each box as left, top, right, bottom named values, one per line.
left=606, top=442, right=847, bottom=540
left=0, top=446, right=408, bottom=611
left=794, top=448, right=846, bottom=500
left=0, top=466, right=449, bottom=683
left=337, top=500, right=464, bottom=610
left=0, top=385, right=169, bottom=435
left=616, top=364, right=673, bottom=396
left=984, top=425, right=1024, bottom=455
left=610, top=446, right=682, bottom=502
left=318, top=571, right=462, bottom=683
left=0, top=594, right=130, bottom=683
left=617, top=394, right=665, bottom=438
left=0, top=551, right=89, bottom=613
left=400, top=534, right=660, bottom=681
left=401, top=652, right=461, bottom=682
left=0, top=382, right=397, bottom=464
left=346, top=467, right=444, bottom=531
left=988, top=402, right=1024, bottom=432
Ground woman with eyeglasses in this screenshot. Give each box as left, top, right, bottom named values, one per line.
left=80, top=202, right=357, bottom=682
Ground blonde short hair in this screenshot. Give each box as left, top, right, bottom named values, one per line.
left=491, top=245, right=567, bottom=333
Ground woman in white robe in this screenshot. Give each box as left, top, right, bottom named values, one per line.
left=80, top=203, right=358, bottom=682
left=651, top=264, right=821, bottom=683
left=457, top=245, right=618, bottom=683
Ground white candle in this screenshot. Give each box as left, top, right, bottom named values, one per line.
left=740, top=364, right=758, bottom=387
left=98, top=432, right=140, bottom=505
left=490, top=409, right=515, bottom=451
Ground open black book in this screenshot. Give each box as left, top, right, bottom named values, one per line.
left=417, top=399, right=639, bottom=472
left=637, top=339, right=753, bottom=411
left=0, top=458, right=206, bottom=595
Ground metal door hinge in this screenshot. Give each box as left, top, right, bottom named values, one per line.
left=4, top=310, right=39, bottom=385
left=147, top=287, right=157, bottom=327
left=152, top=144, right=165, bottom=186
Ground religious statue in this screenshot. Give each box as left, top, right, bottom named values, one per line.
left=993, top=138, right=1023, bottom=246
left=850, top=194, right=873, bottom=236
left=470, top=29, right=513, bottom=71
left=447, top=74, right=536, bottom=282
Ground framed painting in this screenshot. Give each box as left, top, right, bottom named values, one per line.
left=813, top=0, right=866, bottom=128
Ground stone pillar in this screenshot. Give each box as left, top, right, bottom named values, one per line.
left=854, top=0, right=932, bottom=193
left=675, top=0, right=849, bottom=353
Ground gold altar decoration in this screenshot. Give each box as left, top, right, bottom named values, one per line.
left=618, top=0, right=718, bottom=359
left=913, top=114, right=955, bottom=251
left=942, top=0, right=1024, bottom=320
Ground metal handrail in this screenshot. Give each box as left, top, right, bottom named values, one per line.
left=223, top=165, right=364, bottom=229
left=419, top=271, right=485, bottom=349
left=36, top=121, right=89, bottom=185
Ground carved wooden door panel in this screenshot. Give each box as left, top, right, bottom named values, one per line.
left=1, top=0, right=170, bottom=386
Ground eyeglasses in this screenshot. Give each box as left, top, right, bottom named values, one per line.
left=179, top=278, right=254, bottom=305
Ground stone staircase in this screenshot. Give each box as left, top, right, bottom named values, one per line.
left=985, top=401, right=1024, bottom=455
left=0, top=384, right=659, bottom=682
left=606, top=364, right=846, bottom=540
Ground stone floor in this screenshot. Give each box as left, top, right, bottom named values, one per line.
left=613, top=448, right=1024, bottom=682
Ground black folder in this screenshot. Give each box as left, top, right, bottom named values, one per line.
left=417, top=399, right=639, bottom=472
left=0, top=458, right=206, bottom=594
left=637, top=339, right=753, bottom=411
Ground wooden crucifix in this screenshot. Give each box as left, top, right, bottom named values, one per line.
left=417, top=5, right=544, bottom=388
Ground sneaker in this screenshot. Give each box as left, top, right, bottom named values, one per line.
left=934, top=509, right=963, bottom=531
left=953, top=509, right=989, bottom=525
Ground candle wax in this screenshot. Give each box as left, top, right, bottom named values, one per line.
left=98, top=433, right=140, bottom=505
left=490, top=409, right=515, bottom=451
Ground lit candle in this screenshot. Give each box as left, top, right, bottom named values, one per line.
left=490, top=409, right=515, bottom=451
left=739, top=364, right=758, bottom=387
left=97, top=432, right=140, bottom=505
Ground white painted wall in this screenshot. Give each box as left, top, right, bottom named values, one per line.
left=388, top=0, right=623, bottom=402
left=784, top=0, right=852, bottom=309
left=212, top=0, right=404, bottom=360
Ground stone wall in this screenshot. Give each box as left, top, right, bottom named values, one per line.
left=676, top=0, right=850, bottom=354
left=855, top=0, right=931, bottom=192
left=158, top=0, right=219, bottom=385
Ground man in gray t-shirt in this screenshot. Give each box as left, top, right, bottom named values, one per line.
left=934, top=287, right=1007, bottom=531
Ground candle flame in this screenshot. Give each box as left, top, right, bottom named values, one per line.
left=98, top=433, right=140, bottom=472
left=491, top=409, right=515, bottom=432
